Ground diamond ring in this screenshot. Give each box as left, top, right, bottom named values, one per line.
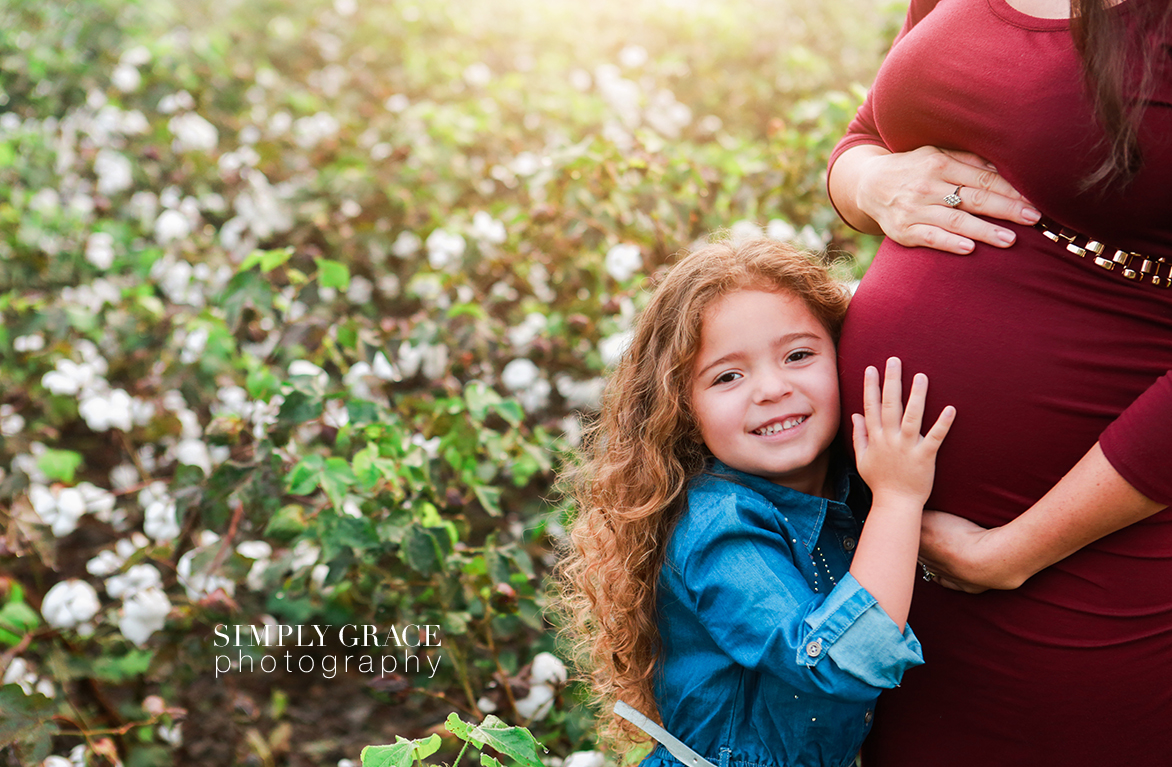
left=943, top=185, right=963, bottom=208
left=920, top=563, right=936, bottom=582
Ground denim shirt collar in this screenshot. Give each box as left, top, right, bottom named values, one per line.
left=705, top=459, right=858, bottom=553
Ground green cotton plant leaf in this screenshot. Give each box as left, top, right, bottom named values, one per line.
left=240, top=246, right=294, bottom=273
left=401, top=525, right=451, bottom=575
left=361, top=734, right=442, bottom=767
left=444, top=714, right=547, bottom=767
left=321, top=456, right=357, bottom=510
left=0, top=598, right=41, bottom=646
left=481, top=755, right=505, bottom=767
left=0, top=685, right=58, bottom=764
left=36, top=448, right=82, bottom=483
left=473, top=485, right=503, bottom=517
left=286, top=454, right=325, bottom=495
left=315, top=257, right=351, bottom=290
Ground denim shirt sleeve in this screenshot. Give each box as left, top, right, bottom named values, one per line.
left=671, top=489, right=924, bottom=702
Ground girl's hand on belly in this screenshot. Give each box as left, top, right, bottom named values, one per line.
left=832, top=144, right=1041, bottom=255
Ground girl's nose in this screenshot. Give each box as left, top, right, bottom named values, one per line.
left=753, top=368, right=792, bottom=403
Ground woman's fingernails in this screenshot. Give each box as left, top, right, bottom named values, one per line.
left=1022, top=207, right=1041, bottom=224
left=996, top=229, right=1016, bottom=246
left=958, top=238, right=975, bottom=253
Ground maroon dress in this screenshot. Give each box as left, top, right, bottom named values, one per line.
left=830, top=0, right=1172, bottom=763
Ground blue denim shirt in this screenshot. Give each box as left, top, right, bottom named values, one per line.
left=643, top=460, right=923, bottom=767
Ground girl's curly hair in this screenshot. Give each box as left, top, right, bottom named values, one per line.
left=555, top=237, right=851, bottom=754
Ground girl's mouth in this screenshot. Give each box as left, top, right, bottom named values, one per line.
left=753, top=415, right=807, bottom=436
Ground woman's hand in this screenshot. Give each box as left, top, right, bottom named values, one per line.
left=829, top=144, right=1042, bottom=255
left=918, top=512, right=1024, bottom=593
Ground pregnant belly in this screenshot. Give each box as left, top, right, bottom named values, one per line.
left=837, top=225, right=1172, bottom=530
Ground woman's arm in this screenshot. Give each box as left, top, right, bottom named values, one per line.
left=827, top=143, right=1042, bottom=255
left=918, top=442, right=1167, bottom=592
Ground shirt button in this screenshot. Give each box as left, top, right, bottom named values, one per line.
left=864, top=709, right=874, bottom=724
left=842, top=537, right=857, bottom=552
left=806, top=639, right=822, bottom=658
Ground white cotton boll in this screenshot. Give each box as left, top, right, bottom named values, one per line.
left=391, top=230, right=421, bottom=258
left=109, top=463, right=139, bottom=491
left=421, top=343, right=449, bottom=381
left=120, top=45, right=151, bottom=67
left=463, top=62, right=492, bottom=87
left=176, top=548, right=235, bottom=601
left=199, top=531, right=220, bottom=547
left=85, top=231, right=116, bottom=269
left=511, top=152, right=540, bottom=177
left=410, top=434, right=441, bottom=459
left=28, top=188, right=60, bottom=215
left=87, top=550, right=126, bottom=577
left=555, top=375, right=605, bottom=411
left=14, top=334, right=45, bottom=353
left=311, top=563, right=330, bottom=590
left=501, top=359, right=540, bottom=392
left=77, top=482, right=117, bottom=523
left=766, top=218, right=797, bottom=243
left=157, top=724, right=183, bottom=746
left=154, top=209, right=191, bottom=244
left=94, top=150, right=133, bottom=196
left=599, top=331, right=633, bottom=367
left=529, top=652, right=568, bottom=685
left=3, top=657, right=35, bottom=692
left=105, top=564, right=162, bottom=599
left=236, top=540, right=272, bottom=560
left=40, top=580, right=101, bottom=630
left=619, top=44, right=648, bottom=69
left=563, top=752, right=605, bottom=767
left=118, top=586, right=171, bottom=645
left=111, top=63, right=141, bottom=93
left=730, top=220, right=763, bottom=242
left=144, top=497, right=180, bottom=543
left=290, top=540, right=321, bottom=571
left=426, top=229, right=465, bottom=270
left=323, top=399, right=349, bottom=429
left=169, top=112, right=218, bottom=153
left=604, top=244, right=642, bottom=282
left=288, top=360, right=329, bottom=389
left=0, top=409, right=24, bottom=437
left=517, top=379, right=551, bottom=413
left=385, top=94, right=410, bottom=113
left=371, top=351, right=400, bottom=381
left=799, top=224, right=828, bottom=252
left=470, top=211, right=506, bottom=245
left=347, top=274, right=373, bottom=304
left=477, top=696, right=498, bottom=714
left=42, top=358, right=95, bottom=396
left=507, top=312, right=547, bottom=351
left=43, top=757, right=73, bottom=767
left=79, top=389, right=135, bottom=432
left=513, top=682, right=556, bottom=720
left=175, top=438, right=212, bottom=474
left=35, top=677, right=55, bottom=698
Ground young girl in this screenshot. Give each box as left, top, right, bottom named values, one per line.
left=559, top=238, right=955, bottom=767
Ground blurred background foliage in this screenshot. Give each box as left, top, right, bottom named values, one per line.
left=0, top=0, right=901, bottom=764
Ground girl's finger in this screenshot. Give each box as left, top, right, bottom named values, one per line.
left=924, top=405, right=957, bottom=446
left=902, top=372, right=928, bottom=435
left=862, top=365, right=882, bottom=434
left=851, top=412, right=868, bottom=456
left=881, top=357, right=903, bottom=429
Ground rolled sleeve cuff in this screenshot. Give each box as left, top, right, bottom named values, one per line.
left=799, top=572, right=924, bottom=689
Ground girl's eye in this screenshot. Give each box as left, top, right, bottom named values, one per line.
left=786, top=349, right=814, bottom=363
left=714, top=371, right=742, bottom=385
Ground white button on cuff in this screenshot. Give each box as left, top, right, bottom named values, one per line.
left=806, top=639, right=822, bottom=658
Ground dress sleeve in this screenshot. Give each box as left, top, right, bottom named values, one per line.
left=826, top=0, right=945, bottom=170
left=1099, top=371, right=1172, bottom=505
left=672, top=493, right=923, bottom=702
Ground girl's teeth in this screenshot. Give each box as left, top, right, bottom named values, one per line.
left=756, top=416, right=806, bottom=435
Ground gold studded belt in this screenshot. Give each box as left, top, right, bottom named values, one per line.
left=1036, top=217, right=1171, bottom=288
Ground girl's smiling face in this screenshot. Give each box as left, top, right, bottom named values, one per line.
left=690, top=288, right=840, bottom=496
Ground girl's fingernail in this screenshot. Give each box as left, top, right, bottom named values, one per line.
left=958, top=239, right=975, bottom=253
left=996, top=229, right=1016, bottom=246
left=1022, top=207, right=1041, bottom=224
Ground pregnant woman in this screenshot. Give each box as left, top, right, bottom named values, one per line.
left=827, top=0, right=1172, bottom=763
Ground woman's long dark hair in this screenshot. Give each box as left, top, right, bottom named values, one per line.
left=1072, top=0, right=1172, bottom=188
